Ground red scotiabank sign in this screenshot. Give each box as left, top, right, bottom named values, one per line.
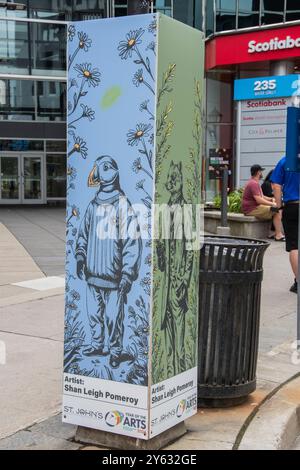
left=206, top=24, right=300, bottom=70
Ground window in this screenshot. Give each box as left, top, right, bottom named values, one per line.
left=193, top=0, right=203, bottom=30
left=114, top=0, right=128, bottom=16
left=0, top=20, right=66, bottom=76
left=173, top=0, right=194, bottom=27
left=216, top=0, right=237, bottom=32
left=37, top=81, right=66, bottom=121
left=0, top=79, right=35, bottom=120
left=0, top=1, right=28, bottom=18
left=0, top=1, right=72, bottom=20
left=207, top=77, right=233, bottom=124
left=71, top=0, right=107, bottom=20
left=238, top=0, right=260, bottom=28
left=153, top=0, right=173, bottom=16
left=0, top=79, right=66, bottom=121
left=0, top=20, right=30, bottom=75
left=286, top=0, right=300, bottom=22
left=0, top=140, right=44, bottom=151
left=206, top=0, right=215, bottom=35
left=31, top=22, right=66, bottom=77
left=28, top=0, right=68, bottom=20
left=205, top=73, right=235, bottom=201
left=46, top=140, right=66, bottom=152
left=47, top=154, right=66, bottom=198
left=261, top=0, right=284, bottom=25
left=49, top=81, right=56, bottom=95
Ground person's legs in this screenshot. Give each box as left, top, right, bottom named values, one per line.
left=248, top=206, right=284, bottom=239
left=272, top=212, right=285, bottom=240
left=290, top=250, right=298, bottom=279
left=282, top=204, right=299, bottom=293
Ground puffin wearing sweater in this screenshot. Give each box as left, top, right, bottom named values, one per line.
left=76, top=156, right=142, bottom=369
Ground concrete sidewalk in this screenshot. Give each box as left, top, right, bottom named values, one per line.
left=0, top=211, right=299, bottom=449
left=0, top=222, right=43, bottom=286
left=0, top=221, right=64, bottom=308
left=0, top=207, right=66, bottom=276
left=0, top=217, right=65, bottom=439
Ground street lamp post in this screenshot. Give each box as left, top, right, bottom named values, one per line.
left=127, top=0, right=150, bottom=15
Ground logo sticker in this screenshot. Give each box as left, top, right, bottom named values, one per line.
left=105, top=411, right=124, bottom=427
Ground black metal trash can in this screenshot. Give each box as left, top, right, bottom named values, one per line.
left=198, top=236, right=269, bottom=407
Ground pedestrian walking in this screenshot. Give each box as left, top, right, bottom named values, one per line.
left=271, top=156, right=300, bottom=294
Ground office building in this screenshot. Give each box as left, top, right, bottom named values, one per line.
left=0, top=1, right=300, bottom=204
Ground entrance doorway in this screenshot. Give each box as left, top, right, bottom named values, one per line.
left=0, top=154, right=45, bottom=204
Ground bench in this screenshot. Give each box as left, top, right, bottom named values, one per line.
left=204, top=210, right=270, bottom=239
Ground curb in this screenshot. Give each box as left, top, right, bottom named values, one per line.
left=235, top=374, right=300, bottom=450
left=0, top=287, right=65, bottom=308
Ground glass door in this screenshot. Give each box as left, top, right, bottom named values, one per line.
left=0, top=155, right=21, bottom=203
left=21, top=154, right=44, bottom=204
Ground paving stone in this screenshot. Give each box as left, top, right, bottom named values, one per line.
left=0, top=431, right=80, bottom=450
left=28, top=414, right=77, bottom=441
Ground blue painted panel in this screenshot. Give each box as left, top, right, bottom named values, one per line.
left=65, top=14, right=156, bottom=386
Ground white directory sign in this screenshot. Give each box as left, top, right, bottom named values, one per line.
left=237, top=97, right=291, bottom=186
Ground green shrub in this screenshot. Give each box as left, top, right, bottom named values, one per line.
left=213, top=189, right=243, bottom=214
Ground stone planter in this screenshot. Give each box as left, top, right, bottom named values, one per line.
left=204, top=210, right=270, bottom=239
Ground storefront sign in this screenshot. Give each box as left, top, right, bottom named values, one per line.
left=234, top=75, right=300, bottom=101
left=209, top=148, right=231, bottom=180
left=237, top=96, right=289, bottom=186
left=248, top=35, right=300, bottom=54
left=64, top=13, right=204, bottom=440
left=206, top=24, right=300, bottom=70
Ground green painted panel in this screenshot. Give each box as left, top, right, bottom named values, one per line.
left=152, top=14, right=205, bottom=384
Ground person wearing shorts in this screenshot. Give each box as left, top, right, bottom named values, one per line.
left=272, top=156, right=300, bottom=294
left=242, top=164, right=284, bottom=240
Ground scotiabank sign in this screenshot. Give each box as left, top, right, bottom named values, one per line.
left=206, top=24, right=300, bottom=70
left=248, top=35, right=300, bottom=54
left=244, top=98, right=288, bottom=108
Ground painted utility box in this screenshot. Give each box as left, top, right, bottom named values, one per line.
left=64, top=13, right=204, bottom=440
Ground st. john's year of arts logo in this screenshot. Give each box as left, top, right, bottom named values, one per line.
left=105, top=410, right=147, bottom=434
left=105, top=411, right=124, bottom=427
left=176, top=400, right=187, bottom=418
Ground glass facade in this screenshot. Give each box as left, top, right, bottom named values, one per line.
left=206, top=0, right=300, bottom=36
left=0, top=139, right=44, bottom=151
left=286, top=0, right=300, bottom=22
left=1, top=0, right=300, bottom=203
left=238, top=0, right=260, bottom=29
left=262, top=0, right=285, bottom=25
left=114, top=1, right=173, bottom=17
left=0, top=139, right=67, bottom=201
left=0, top=20, right=66, bottom=76
left=205, top=72, right=235, bottom=200
left=173, top=0, right=203, bottom=28
left=0, top=79, right=66, bottom=121
left=47, top=154, right=67, bottom=198
left=216, top=0, right=237, bottom=32
left=0, top=1, right=108, bottom=21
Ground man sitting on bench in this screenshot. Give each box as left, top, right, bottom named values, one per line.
left=242, top=164, right=285, bottom=241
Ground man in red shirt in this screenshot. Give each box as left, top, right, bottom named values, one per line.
left=242, top=165, right=285, bottom=241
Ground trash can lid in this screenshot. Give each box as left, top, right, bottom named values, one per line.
left=204, top=236, right=269, bottom=248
